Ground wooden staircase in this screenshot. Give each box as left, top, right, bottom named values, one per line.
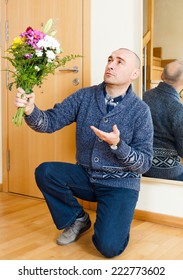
left=150, top=47, right=175, bottom=89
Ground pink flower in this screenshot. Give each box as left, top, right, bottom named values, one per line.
left=24, top=53, right=33, bottom=59
left=20, top=26, right=46, bottom=49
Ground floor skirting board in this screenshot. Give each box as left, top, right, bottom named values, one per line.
left=134, top=209, right=183, bottom=229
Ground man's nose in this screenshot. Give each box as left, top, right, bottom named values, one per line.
left=108, top=62, right=114, bottom=70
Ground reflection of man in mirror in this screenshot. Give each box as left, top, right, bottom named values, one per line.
left=143, top=60, right=183, bottom=180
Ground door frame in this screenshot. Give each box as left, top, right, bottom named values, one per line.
left=0, top=0, right=91, bottom=192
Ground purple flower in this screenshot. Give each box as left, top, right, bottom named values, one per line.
left=24, top=53, right=33, bottom=59
left=20, top=26, right=46, bottom=49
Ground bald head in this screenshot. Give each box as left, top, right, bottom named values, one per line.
left=162, top=60, right=183, bottom=85
left=118, top=48, right=141, bottom=69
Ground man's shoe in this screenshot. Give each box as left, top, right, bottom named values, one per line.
left=56, top=212, right=91, bottom=245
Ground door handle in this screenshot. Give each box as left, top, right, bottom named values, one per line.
left=59, top=66, right=79, bottom=73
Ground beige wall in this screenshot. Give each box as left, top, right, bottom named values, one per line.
left=154, top=0, right=183, bottom=60
left=91, top=0, right=143, bottom=82
left=91, top=0, right=142, bottom=94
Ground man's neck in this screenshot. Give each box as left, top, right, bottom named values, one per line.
left=105, top=84, right=129, bottom=98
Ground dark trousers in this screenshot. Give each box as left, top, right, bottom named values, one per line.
left=35, top=162, right=139, bottom=258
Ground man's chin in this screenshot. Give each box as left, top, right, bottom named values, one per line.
left=104, top=79, right=115, bottom=86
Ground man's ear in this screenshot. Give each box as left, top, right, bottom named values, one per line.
left=131, top=68, right=140, bottom=81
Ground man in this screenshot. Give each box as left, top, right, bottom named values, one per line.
left=143, top=60, right=183, bottom=181
left=15, top=48, right=153, bottom=258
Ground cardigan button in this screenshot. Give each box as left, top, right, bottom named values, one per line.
left=94, top=157, right=99, bottom=162
left=103, top=117, right=108, bottom=123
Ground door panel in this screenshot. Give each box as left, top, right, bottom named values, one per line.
left=7, top=0, right=83, bottom=197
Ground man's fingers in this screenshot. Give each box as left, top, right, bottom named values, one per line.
left=90, top=125, right=97, bottom=132
left=17, top=87, right=25, bottom=94
left=113, top=124, right=120, bottom=136
left=90, top=126, right=104, bottom=137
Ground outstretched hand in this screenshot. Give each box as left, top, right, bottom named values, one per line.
left=90, top=124, right=120, bottom=146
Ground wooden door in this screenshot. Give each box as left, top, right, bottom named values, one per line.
left=5, top=0, right=88, bottom=198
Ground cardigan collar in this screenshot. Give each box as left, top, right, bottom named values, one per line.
left=96, top=82, right=135, bottom=116
left=156, top=82, right=181, bottom=101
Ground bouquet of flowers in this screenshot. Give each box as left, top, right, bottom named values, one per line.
left=4, top=19, right=80, bottom=127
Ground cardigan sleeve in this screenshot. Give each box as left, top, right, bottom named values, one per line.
left=25, top=89, right=84, bottom=133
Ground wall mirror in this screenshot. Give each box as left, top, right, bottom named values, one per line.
left=142, top=0, right=183, bottom=182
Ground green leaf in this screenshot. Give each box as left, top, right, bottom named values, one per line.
left=43, top=18, right=53, bottom=34
left=8, top=82, right=14, bottom=91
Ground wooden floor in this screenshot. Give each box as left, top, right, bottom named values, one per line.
left=1, top=192, right=183, bottom=260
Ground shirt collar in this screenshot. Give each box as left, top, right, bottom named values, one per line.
left=103, top=85, right=126, bottom=103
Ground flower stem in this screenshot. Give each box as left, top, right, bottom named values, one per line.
left=12, top=107, right=25, bottom=127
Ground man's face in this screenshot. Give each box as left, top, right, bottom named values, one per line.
left=104, top=49, right=139, bottom=87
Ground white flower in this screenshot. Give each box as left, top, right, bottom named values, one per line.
left=35, top=50, right=43, bottom=57
left=37, top=35, right=61, bottom=54
left=46, top=50, right=56, bottom=62
left=35, top=66, right=40, bottom=71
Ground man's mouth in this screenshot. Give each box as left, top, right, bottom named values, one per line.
left=105, top=71, right=113, bottom=76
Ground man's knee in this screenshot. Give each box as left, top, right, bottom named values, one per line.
left=35, top=162, right=51, bottom=190
left=92, top=233, right=129, bottom=258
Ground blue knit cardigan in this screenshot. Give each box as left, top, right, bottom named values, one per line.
left=25, top=82, right=153, bottom=191
left=143, top=82, right=183, bottom=180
